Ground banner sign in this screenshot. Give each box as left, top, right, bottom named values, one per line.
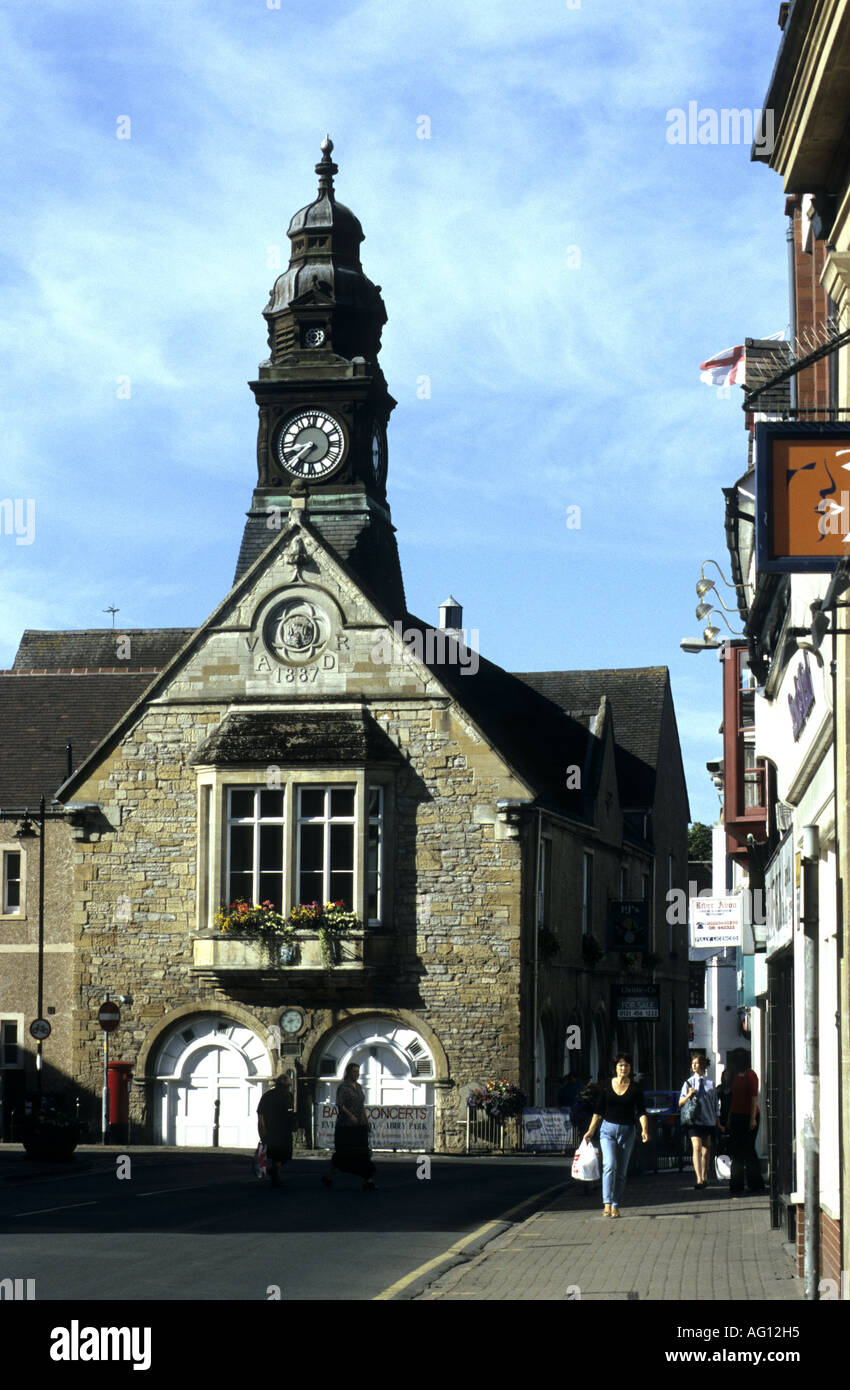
left=765, top=833, right=795, bottom=959
left=614, top=983, right=660, bottom=1021
left=314, top=1103, right=434, bottom=1151
left=521, top=1108, right=577, bottom=1152
left=689, top=896, right=743, bottom=948
left=607, top=900, right=650, bottom=951
left=756, top=422, right=850, bottom=572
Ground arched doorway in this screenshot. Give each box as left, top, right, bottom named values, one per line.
left=153, top=1015, right=272, bottom=1147
left=314, top=1016, right=435, bottom=1108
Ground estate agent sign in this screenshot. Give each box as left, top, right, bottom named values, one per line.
left=689, top=896, right=743, bottom=949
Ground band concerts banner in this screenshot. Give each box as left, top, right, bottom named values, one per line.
left=314, top=1103, right=434, bottom=1151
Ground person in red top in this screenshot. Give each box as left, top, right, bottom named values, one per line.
left=727, top=1053, right=765, bottom=1194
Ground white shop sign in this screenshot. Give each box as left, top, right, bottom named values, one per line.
left=765, top=833, right=794, bottom=959
left=314, top=1103, right=434, bottom=1151
left=522, top=1108, right=575, bottom=1152
left=689, top=896, right=743, bottom=949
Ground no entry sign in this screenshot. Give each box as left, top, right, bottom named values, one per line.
left=98, top=1002, right=121, bottom=1032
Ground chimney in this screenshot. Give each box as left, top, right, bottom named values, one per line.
left=438, top=595, right=463, bottom=634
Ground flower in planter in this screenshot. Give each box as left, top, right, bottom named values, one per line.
left=468, top=1078, right=527, bottom=1119
left=214, top=900, right=297, bottom=963
left=286, top=900, right=360, bottom=965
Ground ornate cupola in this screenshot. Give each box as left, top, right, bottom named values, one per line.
left=234, top=138, right=405, bottom=615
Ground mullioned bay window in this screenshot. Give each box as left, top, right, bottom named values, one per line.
left=192, top=709, right=398, bottom=931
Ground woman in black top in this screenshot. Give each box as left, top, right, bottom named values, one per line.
left=583, top=1054, right=649, bottom=1217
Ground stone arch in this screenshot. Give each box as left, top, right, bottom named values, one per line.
left=142, top=1008, right=276, bottom=1148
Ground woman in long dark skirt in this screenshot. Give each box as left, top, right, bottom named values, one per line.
left=322, top=1061, right=377, bottom=1190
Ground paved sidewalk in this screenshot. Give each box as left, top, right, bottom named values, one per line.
left=415, top=1169, right=802, bottom=1301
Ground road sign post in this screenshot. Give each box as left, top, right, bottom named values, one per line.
left=98, top=1000, right=121, bottom=1143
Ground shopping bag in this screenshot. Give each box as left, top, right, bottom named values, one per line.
left=715, top=1152, right=731, bottom=1182
left=252, top=1142, right=268, bottom=1179
left=571, top=1138, right=600, bottom=1182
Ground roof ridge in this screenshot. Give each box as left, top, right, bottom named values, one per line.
left=1, top=667, right=164, bottom=676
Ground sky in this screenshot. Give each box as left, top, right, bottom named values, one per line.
left=0, top=0, right=790, bottom=825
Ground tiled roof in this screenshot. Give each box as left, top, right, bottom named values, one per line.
left=0, top=672, right=158, bottom=806
left=13, top=629, right=195, bottom=672
left=513, top=668, right=670, bottom=770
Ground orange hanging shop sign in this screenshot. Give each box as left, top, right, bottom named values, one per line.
left=756, top=424, right=850, bottom=572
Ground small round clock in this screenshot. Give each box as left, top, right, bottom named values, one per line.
left=304, top=327, right=325, bottom=348
left=370, top=425, right=386, bottom=483
left=279, top=1008, right=304, bottom=1036
left=277, top=409, right=346, bottom=480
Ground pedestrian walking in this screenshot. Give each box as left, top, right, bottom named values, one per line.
left=582, top=1053, right=649, bottom=1218
left=322, top=1061, right=377, bottom=1191
left=679, top=1052, right=717, bottom=1189
left=256, top=1074, right=295, bottom=1189
left=727, top=1053, right=765, bottom=1194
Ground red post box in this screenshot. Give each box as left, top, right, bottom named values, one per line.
left=107, top=1060, right=133, bottom=1124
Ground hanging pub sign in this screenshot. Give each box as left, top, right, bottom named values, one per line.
left=607, top=899, right=650, bottom=951
left=756, top=422, right=850, bottom=573
left=614, top=983, right=660, bottom=1021
left=689, top=895, right=743, bottom=949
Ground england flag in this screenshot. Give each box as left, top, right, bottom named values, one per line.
left=699, top=344, right=745, bottom=388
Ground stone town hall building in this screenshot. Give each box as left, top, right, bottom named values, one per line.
left=0, top=142, right=690, bottom=1152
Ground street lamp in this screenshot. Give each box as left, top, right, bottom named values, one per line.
left=17, top=798, right=46, bottom=1101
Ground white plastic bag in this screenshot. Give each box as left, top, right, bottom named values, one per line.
left=571, top=1138, right=600, bottom=1182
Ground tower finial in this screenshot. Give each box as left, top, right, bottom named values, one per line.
left=316, top=134, right=338, bottom=198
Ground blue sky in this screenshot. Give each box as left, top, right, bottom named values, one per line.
left=0, top=0, right=790, bottom=824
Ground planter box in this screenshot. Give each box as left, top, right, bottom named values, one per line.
left=193, top=933, right=364, bottom=973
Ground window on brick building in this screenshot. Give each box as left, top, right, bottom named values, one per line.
left=2, top=851, right=21, bottom=915
left=0, top=1019, right=20, bottom=1067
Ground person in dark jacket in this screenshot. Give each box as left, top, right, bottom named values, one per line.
left=727, top=1053, right=765, bottom=1194
left=322, top=1061, right=377, bottom=1191
left=583, top=1054, right=649, bottom=1217
left=257, top=1075, right=295, bottom=1189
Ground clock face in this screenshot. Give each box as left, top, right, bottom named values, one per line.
left=370, top=426, right=386, bottom=483
left=280, top=1009, right=304, bottom=1035
left=277, top=409, right=346, bottom=479
left=304, top=327, right=325, bottom=347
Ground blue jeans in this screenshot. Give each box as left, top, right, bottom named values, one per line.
left=600, top=1121, right=636, bottom=1206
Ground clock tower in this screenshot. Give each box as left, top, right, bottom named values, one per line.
left=234, top=138, right=405, bottom=614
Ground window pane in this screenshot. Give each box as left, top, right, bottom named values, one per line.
left=330, top=824, right=353, bottom=872
left=300, top=824, right=323, bottom=873
left=259, top=874, right=282, bottom=912
left=331, top=788, right=354, bottom=819
left=368, top=787, right=380, bottom=818
left=299, top=871, right=323, bottom=906
left=229, top=870, right=253, bottom=905
left=300, top=788, right=325, bottom=819
left=260, top=790, right=283, bottom=819
left=230, top=826, right=254, bottom=874
left=330, top=870, right=354, bottom=905
left=260, top=825, right=283, bottom=872
left=229, top=789, right=255, bottom=820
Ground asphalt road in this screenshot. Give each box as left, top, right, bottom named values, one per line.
left=0, top=1149, right=572, bottom=1300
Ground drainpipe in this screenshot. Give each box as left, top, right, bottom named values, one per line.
left=533, top=809, right=542, bottom=1106
left=786, top=214, right=797, bottom=413
left=801, top=824, right=819, bottom=1300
